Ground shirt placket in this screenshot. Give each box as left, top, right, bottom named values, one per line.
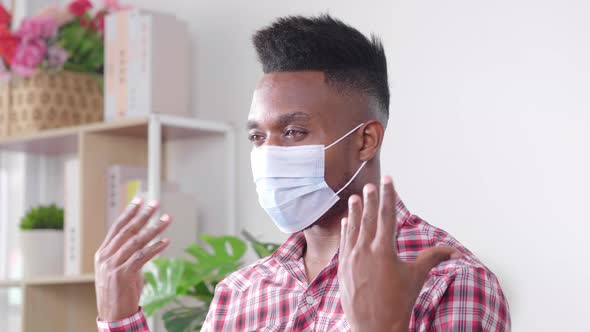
left=291, top=256, right=337, bottom=331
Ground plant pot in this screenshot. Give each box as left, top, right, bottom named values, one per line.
left=20, top=229, right=64, bottom=277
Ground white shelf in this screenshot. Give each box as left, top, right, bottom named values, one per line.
left=0, top=115, right=233, bottom=154
left=0, top=279, right=21, bottom=287
left=0, top=274, right=94, bottom=287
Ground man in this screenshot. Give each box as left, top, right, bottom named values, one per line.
left=96, top=15, right=510, bottom=331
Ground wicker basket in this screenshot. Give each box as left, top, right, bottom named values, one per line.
left=0, top=71, right=104, bottom=137
left=0, top=82, right=9, bottom=137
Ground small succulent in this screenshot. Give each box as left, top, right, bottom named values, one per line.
left=19, top=204, right=64, bottom=230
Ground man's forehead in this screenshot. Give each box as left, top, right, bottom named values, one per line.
left=248, top=72, right=346, bottom=126
left=248, top=71, right=371, bottom=131
left=247, top=111, right=313, bottom=129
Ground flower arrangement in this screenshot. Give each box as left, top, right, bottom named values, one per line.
left=0, top=0, right=129, bottom=81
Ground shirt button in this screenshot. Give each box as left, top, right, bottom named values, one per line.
left=305, top=295, right=315, bottom=305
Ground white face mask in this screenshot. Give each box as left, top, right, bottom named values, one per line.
left=251, top=123, right=367, bottom=233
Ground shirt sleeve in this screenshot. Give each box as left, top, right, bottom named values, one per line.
left=428, top=267, right=511, bottom=332
left=97, top=308, right=149, bottom=332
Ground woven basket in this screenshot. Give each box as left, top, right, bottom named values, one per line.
left=0, top=82, right=9, bottom=137
left=0, top=71, right=104, bottom=137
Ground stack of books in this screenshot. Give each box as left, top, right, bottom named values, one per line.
left=104, top=9, right=191, bottom=120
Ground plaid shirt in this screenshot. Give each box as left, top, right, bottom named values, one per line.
left=98, top=198, right=510, bottom=331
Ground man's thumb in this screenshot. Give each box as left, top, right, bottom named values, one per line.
left=415, top=246, right=462, bottom=280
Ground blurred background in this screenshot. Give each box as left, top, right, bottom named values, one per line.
left=0, top=0, right=588, bottom=331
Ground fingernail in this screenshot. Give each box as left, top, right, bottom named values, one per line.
left=363, top=184, right=375, bottom=195
left=382, top=176, right=392, bottom=185
left=148, top=200, right=159, bottom=208
left=160, top=214, right=171, bottom=223
left=161, top=237, right=170, bottom=244
left=341, top=218, right=347, bottom=227
left=348, top=195, right=359, bottom=206
left=131, top=197, right=143, bottom=205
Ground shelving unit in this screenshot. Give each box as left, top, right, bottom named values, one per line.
left=0, top=115, right=236, bottom=332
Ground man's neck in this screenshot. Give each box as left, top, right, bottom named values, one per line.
left=302, top=215, right=343, bottom=282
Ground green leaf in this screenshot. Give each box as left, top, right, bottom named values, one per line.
left=162, top=306, right=208, bottom=332
left=139, top=232, right=280, bottom=329
left=251, top=242, right=281, bottom=258
left=241, top=230, right=281, bottom=258
left=20, top=204, right=64, bottom=230
left=186, top=280, right=215, bottom=303
left=57, top=17, right=105, bottom=74
left=184, top=234, right=247, bottom=278
left=140, top=259, right=186, bottom=316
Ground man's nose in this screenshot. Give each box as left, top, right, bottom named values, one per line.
left=263, top=133, right=285, bottom=147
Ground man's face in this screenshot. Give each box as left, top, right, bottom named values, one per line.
left=247, top=71, right=369, bottom=197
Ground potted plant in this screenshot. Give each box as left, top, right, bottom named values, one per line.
left=141, top=230, right=280, bottom=332
left=0, top=0, right=129, bottom=136
left=19, top=203, right=65, bottom=277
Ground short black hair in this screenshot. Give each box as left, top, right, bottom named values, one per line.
left=252, top=14, right=390, bottom=122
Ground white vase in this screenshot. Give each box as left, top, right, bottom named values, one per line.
left=20, top=230, right=64, bottom=277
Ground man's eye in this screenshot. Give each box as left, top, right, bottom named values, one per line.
left=285, top=129, right=304, bottom=137
left=248, top=134, right=265, bottom=142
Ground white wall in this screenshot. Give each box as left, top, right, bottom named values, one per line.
left=92, top=0, right=589, bottom=330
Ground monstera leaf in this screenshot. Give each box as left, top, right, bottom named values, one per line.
left=141, top=258, right=186, bottom=316
left=162, top=306, right=209, bottom=332
left=183, top=234, right=247, bottom=281
left=142, top=232, right=280, bottom=331
left=242, top=230, right=280, bottom=258
left=141, top=234, right=247, bottom=317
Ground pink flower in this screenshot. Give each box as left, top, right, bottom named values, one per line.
left=35, top=5, right=75, bottom=27
left=0, top=4, right=12, bottom=27
left=68, top=0, right=93, bottom=17
left=47, top=45, right=68, bottom=68
left=17, top=16, right=58, bottom=41
left=90, top=10, right=107, bottom=32
left=11, top=39, right=46, bottom=77
left=0, top=25, right=20, bottom=65
left=102, top=0, right=131, bottom=11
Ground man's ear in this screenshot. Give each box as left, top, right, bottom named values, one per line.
left=359, top=120, right=384, bottom=161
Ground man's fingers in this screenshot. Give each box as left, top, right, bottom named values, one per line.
left=376, top=176, right=397, bottom=249
left=339, top=217, right=348, bottom=255
left=102, top=200, right=160, bottom=257
left=99, top=197, right=143, bottom=250
left=357, top=183, right=378, bottom=247
left=414, top=246, right=462, bottom=282
left=124, top=237, right=170, bottom=272
left=346, top=195, right=363, bottom=249
left=113, top=214, right=172, bottom=266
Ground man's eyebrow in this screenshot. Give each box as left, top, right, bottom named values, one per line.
left=247, top=119, right=259, bottom=130
left=246, top=112, right=311, bottom=130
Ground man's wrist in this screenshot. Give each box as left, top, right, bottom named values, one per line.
left=98, top=307, right=142, bottom=322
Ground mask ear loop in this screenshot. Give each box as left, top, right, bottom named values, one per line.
left=324, top=123, right=365, bottom=150
left=323, top=122, right=368, bottom=196
left=335, top=161, right=367, bottom=196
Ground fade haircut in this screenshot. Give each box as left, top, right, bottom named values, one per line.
left=252, top=14, right=390, bottom=123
